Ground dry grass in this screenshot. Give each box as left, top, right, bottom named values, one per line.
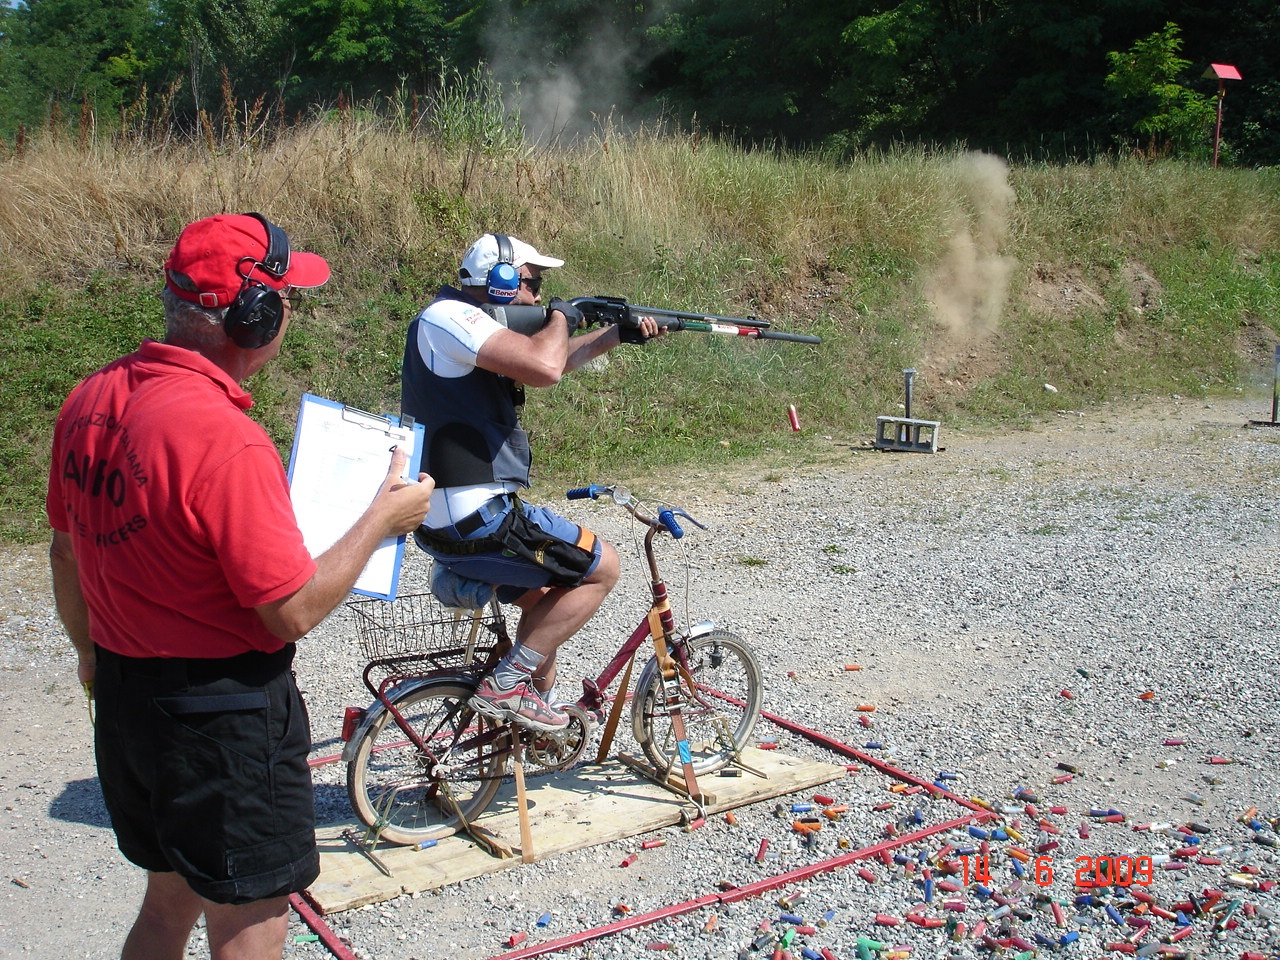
left=2, top=105, right=1278, bottom=541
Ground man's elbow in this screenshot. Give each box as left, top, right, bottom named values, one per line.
left=255, top=598, right=313, bottom=644
left=524, top=361, right=564, bottom=388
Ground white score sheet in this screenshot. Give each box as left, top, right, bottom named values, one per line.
left=286, top=393, right=424, bottom=600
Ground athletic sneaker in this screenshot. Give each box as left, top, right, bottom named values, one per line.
left=468, top=675, right=569, bottom=733
left=542, top=686, right=606, bottom=728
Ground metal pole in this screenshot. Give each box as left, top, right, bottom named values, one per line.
left=1213, top=80, right=1224, bottom=168
left=899, top=368, right=917, bottom=443
left=1272, top=344, right=1279, bottom=424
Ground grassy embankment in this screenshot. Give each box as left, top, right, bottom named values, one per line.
left=1, top=103, right=1278, bottom=542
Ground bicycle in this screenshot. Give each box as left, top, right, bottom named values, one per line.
left=340, top=484, right=765, bottom=848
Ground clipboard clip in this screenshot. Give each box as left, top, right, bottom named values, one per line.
left=340, top=405, right=396, bottom=430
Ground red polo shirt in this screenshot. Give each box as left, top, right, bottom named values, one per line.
left=46, top=340, right=317, bottom=658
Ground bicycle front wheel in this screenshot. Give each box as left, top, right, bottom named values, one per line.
left=346, top=678, right=511, bottom=846
left=632, top=629, right=763, bottom=777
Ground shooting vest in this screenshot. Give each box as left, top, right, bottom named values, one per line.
left=401, top=288, right=533, bottom=489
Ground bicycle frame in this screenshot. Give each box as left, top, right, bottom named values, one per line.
left=577, top=517, right=675, bottom=715
left=344, top=486, right=725, bottom=805
left=347, top=521, right=691, bottom=772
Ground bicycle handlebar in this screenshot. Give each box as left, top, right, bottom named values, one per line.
left=565, top=484, right=702, bottom=539
left=657, top=508, right=683, bottom=539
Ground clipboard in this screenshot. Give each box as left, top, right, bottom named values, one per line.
left=286, top=393, right=424, bottom=601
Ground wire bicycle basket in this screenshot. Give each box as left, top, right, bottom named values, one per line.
left=346, top=591, right=503, bottom=674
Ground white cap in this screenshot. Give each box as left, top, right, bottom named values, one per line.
left=458, top=233, right=564, bottom=286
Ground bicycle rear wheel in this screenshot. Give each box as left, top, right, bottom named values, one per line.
left=346, top=678, right=511, bottom=846
left=632, top=629, right=763, bottom=777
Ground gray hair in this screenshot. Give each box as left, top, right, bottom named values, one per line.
left=161, top=274, right=228, bottom=349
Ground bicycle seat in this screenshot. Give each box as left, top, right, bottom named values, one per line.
left=430, top=562, right=495, bottom=610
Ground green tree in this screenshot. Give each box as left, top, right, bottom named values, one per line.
left=280, top=0, right=448, bottom=107
left=0, top=0, right=156, bottom=138
left=1105, top=21, right=1214, bottom=158
left=642, top=0, right=852, bottom=143
left=150, top=0, right=291, bottom=120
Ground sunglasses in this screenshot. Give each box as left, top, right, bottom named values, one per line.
left=519, top=276, right=543, bottom=295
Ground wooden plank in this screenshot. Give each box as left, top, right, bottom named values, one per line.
left=307, top=747, right=844, bottom=914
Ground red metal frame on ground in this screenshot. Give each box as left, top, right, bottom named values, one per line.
left=298, top=702, right=996, bottom=960
left=289, top=891, right=358, bottom=960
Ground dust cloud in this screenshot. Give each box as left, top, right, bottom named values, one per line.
left=482, top=3, right=672, bottom=143
left=923, top=153, right=1017, bottom=348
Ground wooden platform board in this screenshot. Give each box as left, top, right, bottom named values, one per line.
left=307, top=747, right=844, bottom=914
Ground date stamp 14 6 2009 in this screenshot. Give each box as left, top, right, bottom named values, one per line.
left=960, top=854, right=1155, bottom=888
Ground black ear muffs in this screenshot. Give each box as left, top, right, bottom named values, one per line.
left=224, top=282, right=285, bottom=349
left=225, top=213, right=291, bottom=349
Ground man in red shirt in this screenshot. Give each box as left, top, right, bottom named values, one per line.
left=47, top=213, right=433, bottom=959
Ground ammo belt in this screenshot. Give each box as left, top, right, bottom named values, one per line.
left=414, top=493, right=520, bottom=556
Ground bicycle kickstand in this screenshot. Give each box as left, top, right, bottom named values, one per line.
left=438, top=768, right=516, bottom=860
left=342, top=812, right=394, bottom=878
left=711, top=714, right=767, bottom=778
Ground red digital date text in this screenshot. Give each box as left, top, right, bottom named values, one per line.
left=958, top=853, right=1154, bottom=887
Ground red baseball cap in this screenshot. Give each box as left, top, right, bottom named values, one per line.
left=164, top=213, right=331, bottom=308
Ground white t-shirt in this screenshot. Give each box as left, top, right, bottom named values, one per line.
left=414, top=296, right=504, bottom=378
left=413, top=297, right=521, bottom=527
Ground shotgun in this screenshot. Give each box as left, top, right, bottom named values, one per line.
left=482, top=295, right=822, bottom=344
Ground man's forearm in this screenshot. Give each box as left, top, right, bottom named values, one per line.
left=258, top=452, right=433, bottom=642
left=565, top=324, right=621, bottom=372
left=50, top=531, right=94, bottom=667
left=257, top=508, right=392, bottom=642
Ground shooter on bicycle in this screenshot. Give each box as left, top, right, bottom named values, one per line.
left=401, top=233, right=664, bottom=734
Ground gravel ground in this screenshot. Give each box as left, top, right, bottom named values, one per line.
left=2, top=392, right=1278, bottom=960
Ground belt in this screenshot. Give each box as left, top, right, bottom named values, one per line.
left=416, top=492, right=518, bottom=552
left=95, top=644, right=295, bottom=684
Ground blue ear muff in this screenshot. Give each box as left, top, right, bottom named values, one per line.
left=487, top=261, right=519, bottom=303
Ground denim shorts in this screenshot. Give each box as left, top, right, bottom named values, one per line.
left=93, top=644, right=319, bottom=904
left=431, top=500, right=603, bottom=603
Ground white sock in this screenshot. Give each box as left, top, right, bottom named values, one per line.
left=493, top=643, right=544, bottom=689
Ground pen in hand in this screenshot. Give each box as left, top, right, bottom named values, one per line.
left=389, top=445, right=417, bottom=484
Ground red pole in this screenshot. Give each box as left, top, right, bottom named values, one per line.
left=484, top=814, right=987, bottom=960
left=290, top=892, right=360, bottom=960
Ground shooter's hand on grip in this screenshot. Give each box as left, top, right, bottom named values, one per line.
left=546, top=296, right=585, bottom=335
left=617, top=310, right=664, bottom=344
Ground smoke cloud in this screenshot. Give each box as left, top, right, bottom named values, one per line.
left=482, top=3, right=671, bottom=143
left=923, top=152, right=1017, bottom=347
